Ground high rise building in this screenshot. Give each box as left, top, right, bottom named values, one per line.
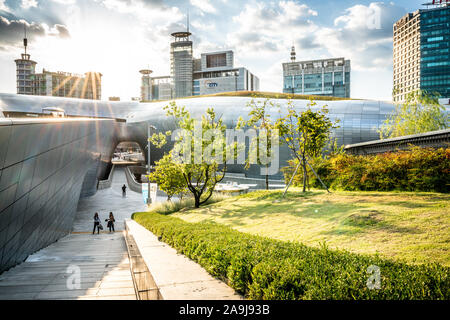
left=142, top=24, right=259, bottom=101
left=283, top=51, right=351, bottom=98
left=14, top=32, right=36, bottom=96
left=14, top=31, right=102, bottom=100
left=193, top=50, right=259, bottom=96
left=151, top=76, right=173, bottom=101
left=393, top=2, right=450, bottom=102
left=139, top=69, right=173, bottom=102
left=170, top=31, right=194, bottom=98
left=30, top=70, right=102, bottom=100
left=140, top=69, right=153, bottom=101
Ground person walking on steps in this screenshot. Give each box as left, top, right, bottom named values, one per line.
left=93, top=212, right=101, bottom=234
left=122, top=184, right=127, bottom=197
left=106, top=212, right=115, bottom=233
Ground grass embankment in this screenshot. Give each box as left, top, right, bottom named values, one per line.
left=133, top=206, right=449, bottom=299
left=172, top=190, right=450, bottom=266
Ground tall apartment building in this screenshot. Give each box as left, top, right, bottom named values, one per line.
left=14, top=35, right=102, bottom=100
left=30, top=70, right=102, bottom=100
left=393, top=2, right=450, bottom=102
left=283, top=49, right=351, bottom=98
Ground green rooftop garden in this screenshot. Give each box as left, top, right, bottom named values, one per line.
left=141, top=91, right=357, bottom=103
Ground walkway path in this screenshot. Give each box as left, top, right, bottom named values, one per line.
left=127, top=220, right=242, bottom=300
left=0, top=166, right=145, bottom=300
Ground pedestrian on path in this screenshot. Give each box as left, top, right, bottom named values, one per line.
left=107, top=212, right=115, bottom=232
left=122, top=184, right=127, bottom=197
left=93, top=212, right=101, bottom=234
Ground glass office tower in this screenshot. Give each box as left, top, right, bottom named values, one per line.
left=170, top=31, right=193, bottom=99
left=420, top=5, right=450, bottom=99
left=283, top=57, right=351, bottom=98
left=393, top=4, right=450, bottom=102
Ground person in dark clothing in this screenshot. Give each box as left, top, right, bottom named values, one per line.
left=106, top=212, right=115, bottom=232
left=93, top=212, right=101, bottom=234
left=122, top=184, right=127, bottom=197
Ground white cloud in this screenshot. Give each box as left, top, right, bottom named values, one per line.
left=0, top=0, right=9, bottom=12
left=51, top=0, right=77, bottom=4
left=314, top=2, right=406, bottom=71
left=190, top=20, right=215, bottom=32
left=0, top=16, right=70, bottom=47
left=228, top=1, right=318, bottom=54
left=230, top=1, right=405, bottom=73
left=191, top=0, right=216, bottom=14
left=21, top=0, right=38, bottom=9
left=100, top=0, right=182, bottom=26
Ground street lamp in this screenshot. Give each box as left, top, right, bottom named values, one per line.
left=147, top=123, right=156, bottom=205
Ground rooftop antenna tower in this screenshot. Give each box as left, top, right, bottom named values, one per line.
left=24, top=25, right=27, bottom=55
left=187, top=9, right=189, bottom=33
left=22, top=24, right=30, bottom=60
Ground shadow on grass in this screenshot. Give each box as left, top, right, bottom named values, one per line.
left=379, top=201, right=433, bottom=209
left=321, top=209, right=420, bottom=236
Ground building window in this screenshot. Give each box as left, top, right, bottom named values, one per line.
left=206, top=53, right=227, bottom=68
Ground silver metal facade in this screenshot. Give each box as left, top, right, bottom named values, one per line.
left=0, top=118, right=117, bottom=272
left=3, top=92, right=448, bottom=272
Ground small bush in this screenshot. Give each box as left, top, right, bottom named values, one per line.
left=133, top=211, right=450, bottom=300
left=282, top=147, right=450, bottom=193
left=148, top=194, right=230, bottom=215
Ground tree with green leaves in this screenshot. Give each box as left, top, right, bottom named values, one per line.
left=154, top=102, right=240, bottom=208
left=380, top=90, right=448, bottom=139
left=238, top=98, right=278, bottom=190
left=148, top=153, right=186, bottom=201
left=276, top=100, right=339, bottom=192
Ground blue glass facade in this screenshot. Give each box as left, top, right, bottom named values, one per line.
left=283, top=72, right=350, bottom=97
left=420, top=6, right=450, bottom=98
left=282, top=58, right=351, bottom=98
left=193, top=80, right=200, bottom=96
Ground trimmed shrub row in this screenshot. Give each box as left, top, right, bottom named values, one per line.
left=133, top=211, right=449, bottom=300
left=282, top=147, right=450, bottom=193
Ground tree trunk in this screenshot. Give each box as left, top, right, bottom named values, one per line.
left=302, top=156, right=307, bottom=192
left=265, top=165, right=269, bottom=190
left=194, top=195, right=200, bottom=208
left=306, top=172, right=310, bottom=191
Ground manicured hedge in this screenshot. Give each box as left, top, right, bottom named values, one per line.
left=133, top=211, right=449, bottom=300
left=283, top=147, right=450, bottom=193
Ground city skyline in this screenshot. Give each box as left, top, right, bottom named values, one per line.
left=0, top=0, right=430, bottom=101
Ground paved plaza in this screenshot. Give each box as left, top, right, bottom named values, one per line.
left=0, top=167, right=144, bottom=300
left=0, top=166, right=240, bottom=300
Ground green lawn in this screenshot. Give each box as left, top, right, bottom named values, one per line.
left=172, top=190, right=450, bottom=266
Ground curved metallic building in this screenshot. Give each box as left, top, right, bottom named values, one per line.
left=0, top=92, right=403, bottom=272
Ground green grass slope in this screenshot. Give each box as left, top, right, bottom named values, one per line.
left=172, top=190, right=450, bottom=266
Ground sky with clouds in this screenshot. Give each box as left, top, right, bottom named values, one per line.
left=0, top=0, right=427, bottom=101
